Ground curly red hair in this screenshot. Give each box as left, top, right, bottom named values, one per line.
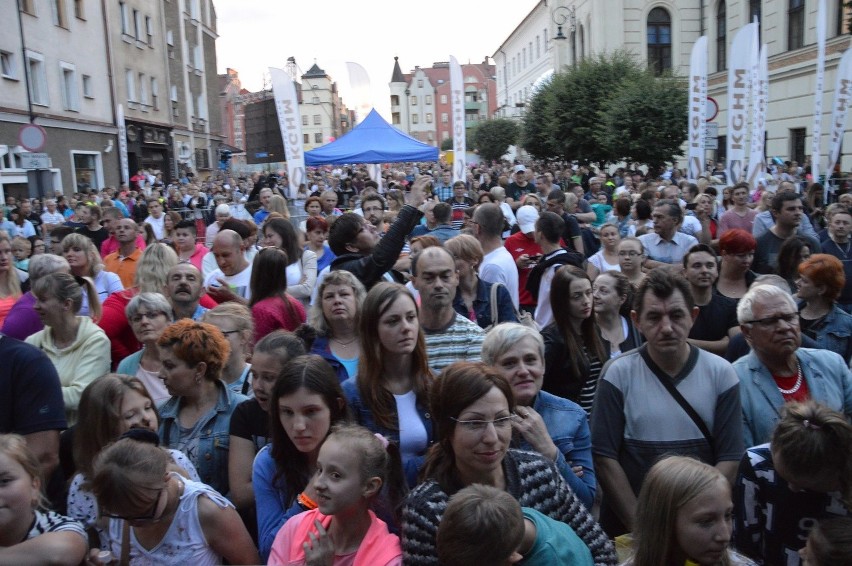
left=799, top=254, right=846, bottom=301
left=156, top=319, right=230, bottom=381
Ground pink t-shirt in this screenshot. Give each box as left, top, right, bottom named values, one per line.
left=0, top=295, right=18, bottom=327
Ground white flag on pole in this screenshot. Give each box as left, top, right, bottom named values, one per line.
left=116, top=104, right=129, bottom=185
left=449, top=56, right=466, bottom=184
left=826, top=49, right=852, bottom=181
left=727, top=23, right=758, bottom=184
left=269, top=67, right=306, bottom=199
left=687, top=37, right=707, bottom=182
left=812, top=0, right=827, bottom=183
left=747, top=44, right=768, bottom=187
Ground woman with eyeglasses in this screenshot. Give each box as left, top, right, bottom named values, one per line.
left=87, top=437, right=259, bottom=565
left=117, top=292, right=174, bottom=404
left=67, top=374, right=199, bottom=547
left=716, top=229, right=758, bottom=301
left=400, top=362, right=616, bottom=566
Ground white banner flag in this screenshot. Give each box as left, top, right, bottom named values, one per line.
left=727, top=23, right=758, bottom=184
left=449, top=56, right=466, bottom=184
left=826, top=49, right=852, bottom=180
left=812, top=0, right=827, bottom=183
left=687, top=37, right=707, bottom=181
left=747, top=44, right=768, bottom=187
left=269, top=67, right=306, bottom=199
left=116, top=104, right=129, bottom=185
left=368, top=164, right=383, bottom=192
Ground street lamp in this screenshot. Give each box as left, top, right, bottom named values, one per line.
left=552, top=5, right=576, bottom=40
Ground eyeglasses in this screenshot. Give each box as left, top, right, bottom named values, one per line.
left=743, top=312, right=799, bottom=328
left=451, top=414, right=515, bottom=432
left=130, top=312, right=166, bottom=324
left=618, top=251, right=643, bottom=257
left=221, top=329, right=242, bottom=337
left=102, top=486, right=164, bottom=522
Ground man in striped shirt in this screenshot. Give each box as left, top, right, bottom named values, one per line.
left=412, top=246, right=484, bottom=374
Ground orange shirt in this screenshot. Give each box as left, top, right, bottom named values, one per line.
left=103, top=248, right=142, bottom=288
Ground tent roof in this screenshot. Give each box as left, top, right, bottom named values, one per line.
left=304, top=109, right=439, bottom=165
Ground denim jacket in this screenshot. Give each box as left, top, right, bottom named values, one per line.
left=802, top=303, right=852, bottom=363
left=514, top=390, right=597, bottom=509
left=341, top=377, right=433, bottom=487
left=310, top=335, right=352, bottom=383
left=452, top=278, right=518, bottom=329
left=733, top=348, right=852, bottom=447
left=158, top=380, right=247, bottom=496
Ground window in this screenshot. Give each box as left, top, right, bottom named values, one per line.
left=523, top=48, right=527, bottom=69
left=119, top=2, right=129, bottom=35
left=145, top=16, right=153, bottom=44
left=536, top=36, right=540, bottom=58
left=303, top=133, right=309, bottom=144
left=418, top=80, right=423, bottom=88
left=126, top=69, right=136, bottom=101
left=133, top=9, right=142, bottom=40
left=82, top=74, right=92, bottom=98
left=579, top=25, right=585, bottom=60
left=150, top=78, right=158, bottom=109
left=312, top=96, right=319, bottom=104
left=529, top=41, right=533, bottom=63
left=138, top=73, right=147, bottom=106
left=166, top=30, right=174, bottom=58
left=571, top=31, right=577, bottom=66
left=170, top=84, right=178, bottom=102
left=52, top=0, right=68, bottom=27
left=1, top=51, right=17, bottom=79
left=189, top=0, right=200, bottom=20
left=302, top=115, right=308, bottom=125
left=197, top=95, right=207, bottom=120
left=441, top=112, right=448, bottom=124
left=440, top=94, right=447, bottom=104
left=412, top=114, right=419, bottom=124
left=839, top=0, right=846, bottom=36
left=717, top=1, right=726, bottom=72
left=425, top=95, right=432, bottom=105
left=193, top=45, right=202, bottom=70
left=426, top=113, right=433, bottom=123
left=790, top=128, right=806, bottom=164
left=314, top=132, right=323, bottom=143
left=60, top=62, right=79, bottom=111
left=788, top=0, right=804, bottom=50
left=647, top=7, right=672, bottom=75
left=442, top=131, right=449, bottom=140
left=74, top=0, right=84, bottom=19
left=27, top=52, right=48, bottom=105
left=21, top=0, right=36, bottom=15
left=313, top=115, right=321, bottom=125
left=411, top=96, right=417, bottom=105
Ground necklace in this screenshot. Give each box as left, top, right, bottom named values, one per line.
left=332, top=336, right=357, bottom=347
left=776, top=361, right=803, bottom=395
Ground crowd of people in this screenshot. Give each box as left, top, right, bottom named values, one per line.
left=1, top=158, right=851, bottom=565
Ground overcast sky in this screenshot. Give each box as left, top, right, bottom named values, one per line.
left=215, top=0, right=539, bottom=120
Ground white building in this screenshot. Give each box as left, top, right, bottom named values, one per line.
left=494, top=0, right=852, bottom=171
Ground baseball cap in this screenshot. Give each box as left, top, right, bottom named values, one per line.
left=513, top=165, right=526, bottom=174
left=516, top=205, right=539, bottom=234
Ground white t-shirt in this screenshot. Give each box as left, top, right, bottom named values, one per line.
left=479, top=247, right=520, bottom=308
left=204, top=263, right=253, bottom=300
left=679, top=214, right=702, bottom=237
left=145, top=214, right=165, bottom=240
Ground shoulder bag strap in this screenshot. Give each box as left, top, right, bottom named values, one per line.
left=120, top=519, right=131, bottom=566
left=490, top=281, right=501, bottom=325
left=638, top=345, right=714, bottom=446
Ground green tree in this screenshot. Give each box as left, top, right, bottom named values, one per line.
left=521, top=50, right=687, bottom=167
left=597, top=73, right=688, bottom=170
left=440, top=137, right=454, bottom=151
left=471, top=119, right=519, bottom=162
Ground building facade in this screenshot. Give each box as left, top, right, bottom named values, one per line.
left=388, top=58, right=497, bottom=146
left=0, top=0, right=222, bottom=201
left=494, top=0, right=852, bottom=171
left=0, top=0, right=118, bottom=200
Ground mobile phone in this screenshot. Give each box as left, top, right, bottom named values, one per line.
left=685, top=202, right=698, bottom=210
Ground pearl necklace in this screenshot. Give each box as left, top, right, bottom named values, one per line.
left=777, top=361, right=803, bottom=395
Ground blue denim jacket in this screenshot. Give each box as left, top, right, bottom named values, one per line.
left=733, top=348, right=852, bottom=447
left=452, top=277, right=518, bottom=329
left=310, top=335, right=351, bottom=383
left=803, top=303, right=852, bottom=363
left=341, top=376, right=433, bottom=487
left=158, top=380, right=247, bottom=496
left=514, top=390, right=596, bottom=509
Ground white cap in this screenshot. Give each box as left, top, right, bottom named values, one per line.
left=513, top=164, right=526, bottom=174
left=516, top=205, right=539, bottom=234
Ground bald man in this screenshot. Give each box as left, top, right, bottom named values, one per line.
left=204, top=229, right=252, bottom=303
left=103, top=217, right=143, bottom=287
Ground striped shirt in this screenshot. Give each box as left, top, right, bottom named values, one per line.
left=423, top=313, right=484, bottom=374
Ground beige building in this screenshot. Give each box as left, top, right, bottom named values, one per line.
left=0, top=0, right=119, bottom=199
left=495, top=0, right=852, bottom=171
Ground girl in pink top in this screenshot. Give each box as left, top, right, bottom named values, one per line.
left=269, top=424, right=404, bottom=566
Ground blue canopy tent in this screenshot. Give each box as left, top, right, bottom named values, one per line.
left=304, top=109, right=439, bottom=165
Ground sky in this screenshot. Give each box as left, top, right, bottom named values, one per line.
left=215, top=0, right=540, bottom=121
